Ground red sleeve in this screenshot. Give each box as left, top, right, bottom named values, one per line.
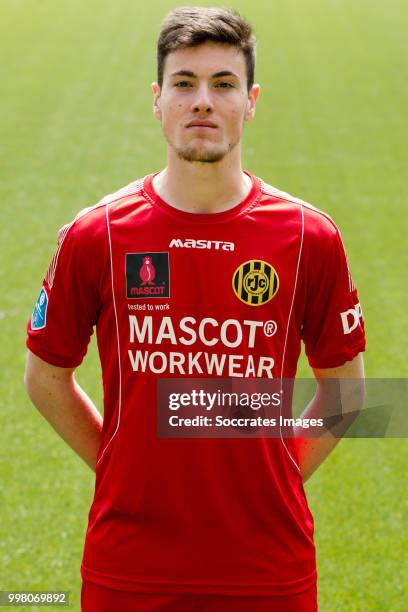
left=26, top=214, right=104, bottom=367
left=301, top=213, right=366, bottom=369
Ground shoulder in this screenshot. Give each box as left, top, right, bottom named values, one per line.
left=45, top=178, right=146, bottom=287
left=259, top=178, right=340, bottom=244
left=72, top=177, right=145, bottom=233
left=56, top=177, right=146, bottom=241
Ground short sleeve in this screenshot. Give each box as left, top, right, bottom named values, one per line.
left=301, top=218, right=366, bottom=369
left=26, top=218, right=103, bottom=367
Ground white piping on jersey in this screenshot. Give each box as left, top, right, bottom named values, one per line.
left=46, top=222, right=73, bottom=289
left=42, top=179, right=143, bottom=465
left=259, top=179, right=308, bottom=472
left=261, top=180, right=338, bottom=229
left=277, top=203, right=304, bottom=473
left=262, top=181, right=344, bottom=472
left=96, top=203, right=123, bottom=466
left=91, top=181, right=144, bottom=465
left=45, top=179, right=143, bottom=288
left=279, top=202, right=305, bottom=382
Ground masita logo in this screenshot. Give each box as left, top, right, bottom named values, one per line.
left=126, top=252, right=170, bottom=298
left=169, top=238, right=234, bottom=251
left=233, top=260, right=279, bottom=306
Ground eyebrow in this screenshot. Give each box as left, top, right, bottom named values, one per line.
left=212, top=71, right=238, bottom=79
left=169, top=70, right=239, bottom=79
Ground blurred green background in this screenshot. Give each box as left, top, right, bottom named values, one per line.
left=0, top=0, right=407, bottom=610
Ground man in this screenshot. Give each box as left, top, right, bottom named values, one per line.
left=25, top=7, right=366, bottom=612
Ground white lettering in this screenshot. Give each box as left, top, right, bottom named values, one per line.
left=195, top=239, right=209, bottom=249
left=244, top=355, right=256, bottom=377
left=206, top=393, right=217, bottom=411
left=149, top=352, right=167, bottom=374
left=156, top=317, right=177, bottom=344
left=204, top=352, right=227, bottom=375
left=128, top=350, right=275, bottom=378
left=257, top=357, right=275, bottom=378
left=128, top=349, right=148, bottom=371
left=179, top=317, right=197, bottom=345
left=169, top=239, right=184, bottom=248
left=243, top=320, right=264, bottom=348
left=220, top=320, right=243, bottom=348
left=129, top=315, right=277, bottom=350
left=199, top=318, right=219, bottom=346
left=129, top=315, right=152, bottom=343
left=169, top=352, right=186, bottom=374
left=169, top=238, right=235, bottom=251
left=341, top=303, right=362, bottom=334
left=229, top=355, right=244, bottom=377
left=188, top=352, right=204, bottom=374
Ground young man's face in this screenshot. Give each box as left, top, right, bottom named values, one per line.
left=152, top=41, right=260, bottom=164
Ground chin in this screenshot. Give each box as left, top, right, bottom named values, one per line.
left=176, top=144, right=228, bottom=164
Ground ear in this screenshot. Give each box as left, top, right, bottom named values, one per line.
left=244, top=84, right=261, bottom=122
left=151, top=82, right=162, bottom=120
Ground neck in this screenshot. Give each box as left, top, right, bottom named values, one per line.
left=153, top=147, right=252, bottom=214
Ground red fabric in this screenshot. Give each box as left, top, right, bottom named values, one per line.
left=27, top=173, right=365, bottom=596
left=81, top=580, right=318, bottom=611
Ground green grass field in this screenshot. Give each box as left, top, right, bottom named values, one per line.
left=1, top=0, right=407, bottom=610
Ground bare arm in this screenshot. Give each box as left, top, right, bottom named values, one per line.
left=24, top=350, right=103, bottom=471
left=295, top=353, right=365, bottom=483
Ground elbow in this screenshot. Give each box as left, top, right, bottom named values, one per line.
left=349, top=377, right=366, bottom=413
left=338, top=378, right=366, bottom=434
left=359, top=378, right=366, bottom=411
left=317, top=377, right=366, bottom=438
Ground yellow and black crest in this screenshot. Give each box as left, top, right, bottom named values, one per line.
left=232, top=260, right=279, bottom=306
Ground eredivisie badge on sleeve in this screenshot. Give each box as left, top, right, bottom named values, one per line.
left=31, top=287, right=48, bottom=329
left=126, top=252, right=170, bottom=298
left=232, top=260, right=279, bottom=306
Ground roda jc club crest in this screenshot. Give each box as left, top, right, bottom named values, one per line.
left=233, top=260, right=279, bottom=306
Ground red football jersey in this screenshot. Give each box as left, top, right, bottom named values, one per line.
left=27, top=172, right=365, bottom=595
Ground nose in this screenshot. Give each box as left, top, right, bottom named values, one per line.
left=191, top=84, right=213, bottom=114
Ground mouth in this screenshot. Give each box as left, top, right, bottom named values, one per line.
left=186, top=121, right=218, bottom=130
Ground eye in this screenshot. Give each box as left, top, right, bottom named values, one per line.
left=215, top=82, right=234, bottom=89
left=174, top=81, right=192, bottom=88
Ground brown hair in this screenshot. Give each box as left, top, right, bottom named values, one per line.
left=157, top=7, right=256, bottom=90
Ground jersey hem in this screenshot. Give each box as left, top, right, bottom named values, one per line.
left=306, top=340, right=366, bottom=369
left=80, top=564, right=317, bottom=597
left=26, top=337, right=84, bottom=369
